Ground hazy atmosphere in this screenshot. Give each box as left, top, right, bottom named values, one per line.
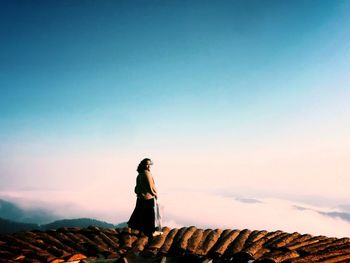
left=1, top=1, right=350, bottom=237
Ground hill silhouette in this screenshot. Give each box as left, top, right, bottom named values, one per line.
left=0, top=198, right=56, bottom=224
left=0, top=216, right=116, bottom=234
left=0, top=217, right=40, bottom=234
left=42, top=218, right=115, bottom=230
left=0, top=198, right=117, bottom=234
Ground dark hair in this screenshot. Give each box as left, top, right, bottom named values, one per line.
left=137, top=158, right=152, bottom=173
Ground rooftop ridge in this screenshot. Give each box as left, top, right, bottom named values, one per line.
left=0, top=226, right=349, bottom=262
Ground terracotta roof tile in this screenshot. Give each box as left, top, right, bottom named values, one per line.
left=0, top=226, right=349, bottom=262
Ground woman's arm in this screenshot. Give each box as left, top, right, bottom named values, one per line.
left=145, top=171, right=157, bottom=197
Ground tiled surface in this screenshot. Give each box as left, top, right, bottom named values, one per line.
left=0, top=226, right=349, bottom=262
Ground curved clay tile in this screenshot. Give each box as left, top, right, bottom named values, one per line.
left=196, top=229, right=223, bottom=256
left=284, top=233, right=313, bottom=249
left=1, top=243, right=32, bottom=258
left=97, top=230, right=121, bottom=249
left=84, top=232, right=111, bottom=250
left=73, top=232, right=108, bottom=254
left=229, top=230, right=271, bottom=262
left=220, top=229, right=233, bottom=239
left=1, top=226, right=350, bottom=262
left=264, top=232, right=290, bottom=248
left=269, top=232, right=301, bottom=249
left=263, top=230, right=284, bottom=240
left=159, top=228, right=179, bottom=254
left=243, top=230, right=262, bottom=247
left=79, top=227, right=121, bottom=258
left=168, top=227, right=188, bottom=251
left=207, top=228, right=233, bottom=252
left=15, top=231, right=69, bottom=258
left=245, top=230, right=269, bottom=246
left=256, top=250, right=300, bottom=263
left=3, top=234, right=58, bottom=262
left=119, top=230, right=139, bottom=250
left=40, top=231, right=76, bottom=255
left=101, top=227, right=119, bottom=236
left=129, top=235, right=149, bottom=254
left=102, top=229, right=120, bottom=246
left=241, top=236, right=270, bottom=259
left=250, top=246, right=270, bottom=260
left=49, top=230, right=89, bottom=255
left=186, top=228, right=204, bottom=254
left=0, top=249, right=14, bottom=261
left=147, top=227, right=171, bottom=250
left=299, top=237, right=349, bottom=254
left=224, top=228, right=251, bottom=256
left=177, top=226, right=197, bottom=252
left=286, top=235, right=326, bottom=251
left=265, top=232, right=290, bottom=248
left=142, top=227, right=171, bottom=257
left=65, top=253, right=87, bottom=262
left=289, top=245, right=350, bottom=263
left=193, top=228, right=212, bottom=255
left=210, top=229, right=240, bottom=258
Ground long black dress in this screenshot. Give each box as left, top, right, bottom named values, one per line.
left=128, top=171, right=157, bottom=236
left=128, top=197, right=155, bottom=236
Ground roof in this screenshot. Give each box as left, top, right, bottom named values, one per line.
left=0, top=226, right=350, bottom=263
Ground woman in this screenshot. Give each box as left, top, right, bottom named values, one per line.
left=128, top=158, right=162, bottom=237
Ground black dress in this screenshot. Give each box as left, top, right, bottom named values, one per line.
left=127, top=197, right=155, bottom=236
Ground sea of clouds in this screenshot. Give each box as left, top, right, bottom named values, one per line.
left=1, top=188, right=350, bottom=238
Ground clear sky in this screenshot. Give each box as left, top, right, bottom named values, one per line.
left=1, top=1, right=350, bottom=235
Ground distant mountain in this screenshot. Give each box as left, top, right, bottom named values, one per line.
left=0, top=199, right=118, bottom=234
left=0, top=217, right=40, bottom=234
left=0, top=199, right=57, bottom=224
left=115, top=222, right=128, bottom=228
left=0, top=217, right=117, bottom=234
left=42, top=218, right=115, bottom=230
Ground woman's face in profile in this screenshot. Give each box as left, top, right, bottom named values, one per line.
left=146, top=160, right=153, bottom=171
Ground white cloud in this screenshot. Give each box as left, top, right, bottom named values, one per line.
left=161, top=192, right=350, bottom=238
left=1, top=189, right=350, bottom=238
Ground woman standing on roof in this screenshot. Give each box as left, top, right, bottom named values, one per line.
left=128, top=158, right=162, bottom=237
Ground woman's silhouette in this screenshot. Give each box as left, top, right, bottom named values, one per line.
left=128, top=158, right=162, bottom=237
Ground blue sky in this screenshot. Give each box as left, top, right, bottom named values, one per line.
left=0, top=1, right=349, bottom=154
left=1, top=0, right=350, bottom=220
left=2, top=1, right=348, bottom=127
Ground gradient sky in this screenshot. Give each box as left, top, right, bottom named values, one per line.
left=1, top=1, right=350, bottom=232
